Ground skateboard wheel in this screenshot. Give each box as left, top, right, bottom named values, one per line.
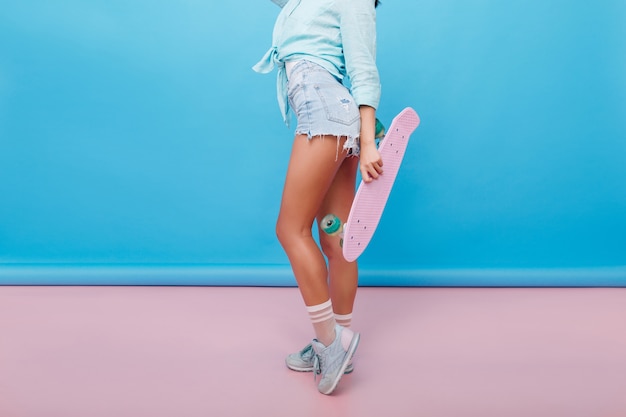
left=375, top=118, right=385, bottom=148
left=375, top=118, right=385, bottom=139
left=321, top=214, right=342, bottom=236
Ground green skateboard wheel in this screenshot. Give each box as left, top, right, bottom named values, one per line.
left=375, top=118, right=385, bottom=148
left=375, top=118, right=385, bottom=139
left=321, top=214, right=342, bottom=236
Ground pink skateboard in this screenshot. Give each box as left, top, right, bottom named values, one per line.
left=341, top=107, right=420, bottom=261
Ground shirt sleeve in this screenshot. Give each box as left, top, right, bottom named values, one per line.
left=339, top=0, right=381, bottom=109
left=271, top=0, right=288, bottom=8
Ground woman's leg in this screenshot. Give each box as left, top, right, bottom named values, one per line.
left=276, top=134, right=349, bottom=311
left=317, top=156, right=359, bottom=321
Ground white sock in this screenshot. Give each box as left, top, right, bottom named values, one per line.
left=334, top=313, right=352, bottom=328
left=307, top=300, right=336, bottom=346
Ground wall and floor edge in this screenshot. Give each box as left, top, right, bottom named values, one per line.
left=1, top=264, right=625, bottom=287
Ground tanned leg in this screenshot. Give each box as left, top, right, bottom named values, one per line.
left=317, top=156, right=359, bottom=316
left=276, top=135, right=350, bottom=308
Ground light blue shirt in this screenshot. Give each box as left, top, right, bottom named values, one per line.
left=253, top=0, right=381, bottom=125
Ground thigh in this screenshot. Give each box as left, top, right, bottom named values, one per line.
left=278, top=135, right=349, bottom=233
left=316, top=156, right=359, bottom=252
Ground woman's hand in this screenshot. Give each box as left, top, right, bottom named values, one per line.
left=358, top=105, right=383, bottom=183
left=359, top=141, right=383, bottom=183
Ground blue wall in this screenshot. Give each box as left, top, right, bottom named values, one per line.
left=1, top=1, right=625, bottom=285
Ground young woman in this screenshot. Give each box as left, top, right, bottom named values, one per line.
left=253, top=0, right=382, bottom=395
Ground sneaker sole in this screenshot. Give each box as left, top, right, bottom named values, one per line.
left=286, top=363, right=354, bottom=374
left=319, top=332, right=360, bottom=395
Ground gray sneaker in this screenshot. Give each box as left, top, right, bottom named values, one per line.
left=311, top=325, right=360, bottom=395
left=286, top=342, right=354, bottom=373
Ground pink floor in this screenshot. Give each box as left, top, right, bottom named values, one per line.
left=1, top=286, right=625, bottom=417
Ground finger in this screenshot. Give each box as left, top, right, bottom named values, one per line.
left=368, top=160, right=383, bottom=175
left=360, top=164, right=372, bottom=183
left=368, top=165, right=380, bottom=180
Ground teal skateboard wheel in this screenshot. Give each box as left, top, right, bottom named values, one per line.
left=321, top=214, right=344, bottom=247
left=375, top=118, right=385, bottom=139
left=321, top=214, right=342, bottom=236
left=375, top=118, right=385, bottom=148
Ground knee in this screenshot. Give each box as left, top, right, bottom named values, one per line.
left=276, top=216, right=307, bottom=248
left=276, top=218, right=289, bottom=248
left=319, top=233, right=343, bottom=261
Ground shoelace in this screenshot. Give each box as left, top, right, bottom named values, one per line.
left=300, top=344, right=314, bottom=360
left=312, top=353, right=322, bottom=382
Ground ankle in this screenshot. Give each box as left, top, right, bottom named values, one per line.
left=339, top=326, right=354, bottom=351
left=334, top=312, right=352, bottom=328
left=307, top=300, right=337, bottom=346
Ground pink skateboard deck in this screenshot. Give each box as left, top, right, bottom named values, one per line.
left=342, top=107, right=420, bottom=262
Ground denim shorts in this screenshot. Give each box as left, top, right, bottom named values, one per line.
left=287, top=60, right=361, bottom=156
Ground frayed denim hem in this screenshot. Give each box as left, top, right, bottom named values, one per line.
left=295, top=131, right=361, bottom=160
left=343, top=135, right=361, bottom=157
